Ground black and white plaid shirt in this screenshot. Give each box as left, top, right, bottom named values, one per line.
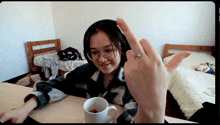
left=24, top=63, right=137, bottom=123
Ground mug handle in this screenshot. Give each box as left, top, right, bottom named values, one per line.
left=106, top=106, right=117, bottom=123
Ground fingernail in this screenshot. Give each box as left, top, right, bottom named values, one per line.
left=116, top=17, right=123, bottom=24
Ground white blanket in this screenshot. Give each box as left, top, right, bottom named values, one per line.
left=163, top=52, right=215, bottom=119
left=169, top=67, right=215, bottom=119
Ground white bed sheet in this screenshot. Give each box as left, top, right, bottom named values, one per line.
left=34, top=52, right=87, bottom=72
left=163, top=52, right=215, bottom=119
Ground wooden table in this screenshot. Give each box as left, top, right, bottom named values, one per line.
left=0, top=82, right=196, bottom=123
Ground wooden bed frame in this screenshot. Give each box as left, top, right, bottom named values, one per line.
left=163, top=44, right=216, bottom=59
left=26, top=39, right=61, bottom=74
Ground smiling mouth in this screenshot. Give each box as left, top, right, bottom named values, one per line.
left=99, top=63, right=111, bottom=67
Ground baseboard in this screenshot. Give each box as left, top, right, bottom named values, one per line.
left=3, top=72, right=31, bottom=84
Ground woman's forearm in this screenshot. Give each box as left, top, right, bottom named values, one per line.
left=19, top=96, right=38, bottom=114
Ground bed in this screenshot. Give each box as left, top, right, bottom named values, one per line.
left=26, top=39, right=87, bottom=79
left=162, top=44, right=216, bottom=120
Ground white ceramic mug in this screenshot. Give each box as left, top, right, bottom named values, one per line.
left=83, top=97, right=117, bottom=123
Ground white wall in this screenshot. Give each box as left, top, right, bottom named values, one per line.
left=51, top=2, right=215, bottom=56
left=0, top=2, right=56, bottom=82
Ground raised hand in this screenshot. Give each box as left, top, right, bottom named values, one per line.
left=116, top=18, right=191, bottom=123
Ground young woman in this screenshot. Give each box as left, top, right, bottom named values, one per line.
left=0, top=19, right=137, bottom=123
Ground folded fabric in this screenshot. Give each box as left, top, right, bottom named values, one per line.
left=30, top=74, right=41, bottom=83
left=42, top=55, right=59, bottom=80
left=15, top=74, right=31, bottom=86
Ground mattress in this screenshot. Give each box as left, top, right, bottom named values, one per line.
left=34, top=52, right=87, bottom=72
left=163, top=52, right=215, bottom=119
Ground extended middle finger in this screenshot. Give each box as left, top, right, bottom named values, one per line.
left=116, top=18, right=144, bottom=56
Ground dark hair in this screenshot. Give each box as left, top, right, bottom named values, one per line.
left=83, top=19, right=131, bottom=68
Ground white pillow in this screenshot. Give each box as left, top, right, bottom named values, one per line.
left=163, top=52, right=215, bottom=69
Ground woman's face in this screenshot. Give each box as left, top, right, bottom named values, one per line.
left=90, top=31, right=121, bottom=75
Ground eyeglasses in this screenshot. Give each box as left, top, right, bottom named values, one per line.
left=86, top=46, right=119, bottom=61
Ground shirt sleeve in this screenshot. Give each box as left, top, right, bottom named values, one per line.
left=24, top=63, right=94, bottom=109
left=24, top=75, right=68, bottom=109
left=117, top=101, right=169, bottom=123
left=116, top=85, right=138, bottom=123
left=117, top=101, right=137, bottom=123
